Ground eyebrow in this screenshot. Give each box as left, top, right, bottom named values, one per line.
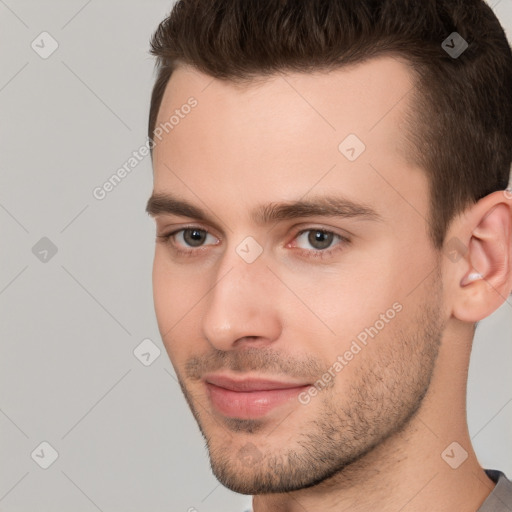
left=145, top=192, right=381, bottom=226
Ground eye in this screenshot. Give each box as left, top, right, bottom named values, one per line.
left=174, top=228, right=217, bottom=248
left=157, top=225, right=349, bottom=260
left=156, top=226, right=219, bottom=255
left=294, top=229, right=338, bottom=250
left=287, top=228, right=350, bottom=260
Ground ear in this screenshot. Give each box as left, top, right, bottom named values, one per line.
left=444, top=190, right=512, bottom=323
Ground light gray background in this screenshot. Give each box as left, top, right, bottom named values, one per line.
left=0, top=1, right=511, bottom=511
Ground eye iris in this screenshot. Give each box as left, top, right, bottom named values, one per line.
left=308, top=230, right=333, bottom=250
left=184, top=229, right=206, bottom=247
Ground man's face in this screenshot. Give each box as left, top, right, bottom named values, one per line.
left=148, top=57, right=447, bottom=494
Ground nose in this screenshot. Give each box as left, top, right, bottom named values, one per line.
left=201, top=247, right=282, bottom=351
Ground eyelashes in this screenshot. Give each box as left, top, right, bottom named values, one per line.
left=156, top=226, right=351, bottom=260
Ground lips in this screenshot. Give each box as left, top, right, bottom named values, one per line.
left=205, top=374, right=310, bottom=391
left=203, top=374, right=312, bottom=418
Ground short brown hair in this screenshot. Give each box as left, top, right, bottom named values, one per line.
left=148, top=0, right=512, bottom=248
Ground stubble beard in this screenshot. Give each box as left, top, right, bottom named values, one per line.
left=174, top=280, right=444, bottom=495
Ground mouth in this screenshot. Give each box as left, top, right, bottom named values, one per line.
left=203, top=373, right=312, bottom=419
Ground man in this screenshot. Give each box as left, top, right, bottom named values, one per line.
left=145, top=0, right=512, bottom=510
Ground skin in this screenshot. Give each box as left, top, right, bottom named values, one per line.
left=147, top=57, right=512, bottom=511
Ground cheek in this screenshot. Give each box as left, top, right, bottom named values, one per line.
left=152, top=251, right=204, bottom=338
left=281, top=257, right=396, bottom=339
left=279, top=252, right=414, bottom=376
left=152, top=253, right=172, bottom=326
left=152, top=260, right=199, bottom=368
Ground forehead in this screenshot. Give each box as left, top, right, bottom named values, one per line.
left=155, top=56, right=416, bottom=134
left=151, top=56, right=426, bottom=228
left=153, top=55, right=416, bottom=163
